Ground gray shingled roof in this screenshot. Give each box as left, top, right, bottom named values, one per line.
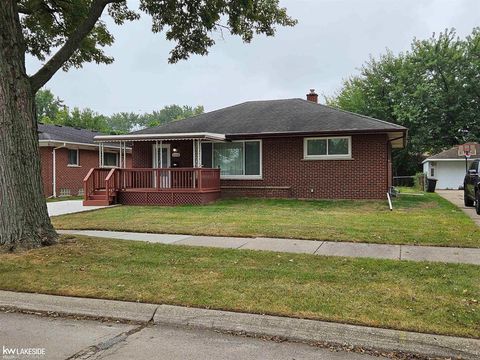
left=427, top=143, right=480, bottom=160
left=38, top=123, right=102, bottom=145
left=133, top=99, right=406, bottom=136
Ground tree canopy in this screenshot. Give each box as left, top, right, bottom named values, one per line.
left=35, top=89, right=204, bottom=133
left=327, top=28, right=480, bottom=175
left=19, top=0, right=297, bottom=92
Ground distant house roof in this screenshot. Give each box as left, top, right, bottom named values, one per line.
left=424, top=143, right=480, bottom=162
left=38, top=123, right=126, bottom=151
left=38, top=123, right=102, bottom=145
left=133, top=98, right=406, bottom=136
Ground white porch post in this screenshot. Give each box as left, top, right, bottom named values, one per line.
left=192, top=139, right=196, bottom=167
left=192, top=139, right=201, bottom=168
left=118, top=141, right=122, bottom=168
left=123, top=141, right=127, bottom=168
left=98, top=143, right=102, bottom=167
left=99, top=143, right=104, bottom=168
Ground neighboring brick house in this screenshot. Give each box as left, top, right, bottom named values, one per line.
left=85, top=90, right=407, bottom=206
left=39, top=124, right=131, bottom=198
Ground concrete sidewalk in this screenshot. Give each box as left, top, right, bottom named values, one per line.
left=59, top=229, right=480, bottom=265
left=0, top=290, right=478, bottom=359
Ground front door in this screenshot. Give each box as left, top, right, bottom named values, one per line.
left=153, top=144, right=171, bottom=188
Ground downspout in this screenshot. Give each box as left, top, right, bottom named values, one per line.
left=52, top=143, right=66, bottom=197
left=386, top=133, right=407, bottom=194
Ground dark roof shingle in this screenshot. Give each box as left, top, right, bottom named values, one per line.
left=132, top=99, right=406, bottom=136
left=38, top=124, right=102, bottom=145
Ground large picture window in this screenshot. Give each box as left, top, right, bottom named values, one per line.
left=304, top=136, right=351, bottom=159
left=202, top=140, right=262, bottom=179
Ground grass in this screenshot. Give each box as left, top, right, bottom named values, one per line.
left=0, top=235, right=478, bottom=338
left=52, top=191, right=480, bottom=248
left=47, top=196, right=83, bottom=202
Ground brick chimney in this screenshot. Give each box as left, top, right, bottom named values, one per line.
left=306, top=89, right=318, bottom=103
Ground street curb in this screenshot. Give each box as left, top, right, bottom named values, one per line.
left=153, top=305, right=480, bottom=360
left=1, top=290, right=479, bottom=359
left=0, top=290, right=156, bottom=323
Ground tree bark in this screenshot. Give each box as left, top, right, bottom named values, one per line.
left=0, top=1, right=57, bottom=250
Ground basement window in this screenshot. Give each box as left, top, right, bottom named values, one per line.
left=59, top=188, right=71, bottom=197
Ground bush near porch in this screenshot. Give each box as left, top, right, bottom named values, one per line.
left=52, top=191, right=480, bottom=248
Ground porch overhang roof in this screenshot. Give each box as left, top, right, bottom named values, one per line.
left=94, top=132, right=226, bottom=143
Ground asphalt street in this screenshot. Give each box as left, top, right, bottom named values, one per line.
left=0, top=312, right=380, bottom=360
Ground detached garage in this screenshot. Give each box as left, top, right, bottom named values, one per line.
left=423, top=143, right=479, bottom=189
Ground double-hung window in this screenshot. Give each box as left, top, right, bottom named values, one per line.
left=67, top=149, right=79, bottom=166
left=201, top=140, right=262, bottom=179
left=304, top=136, right=351, bottom=159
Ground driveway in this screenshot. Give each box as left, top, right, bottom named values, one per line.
left=47, top=200, right=111, bottom=217
left=437, top=190, right=480, bottom=227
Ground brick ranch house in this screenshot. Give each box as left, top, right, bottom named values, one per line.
left=39, top=124, right=131, bottom=198
left=84, top=91, right=407, bottom=206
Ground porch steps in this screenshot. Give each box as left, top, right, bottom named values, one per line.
left=83, top=190, right=117, bottom=206
left=82, top=199, right=112, bottom=206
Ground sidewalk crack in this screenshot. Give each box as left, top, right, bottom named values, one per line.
left=313, top=241, right=325, bottom=254
left=65, top=322, right=148, bottom=360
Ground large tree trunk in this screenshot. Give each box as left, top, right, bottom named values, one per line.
left=0, top=1, right=57, bottom=250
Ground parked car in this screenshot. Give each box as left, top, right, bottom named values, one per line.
left=464, top=159, right=480, bottom=214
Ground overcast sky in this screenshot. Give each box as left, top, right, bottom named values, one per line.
left=26, top=0, right=480, bottom=115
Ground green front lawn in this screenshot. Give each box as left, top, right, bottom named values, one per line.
left=52, top=192, right=480, bottom=247
left=0, top=236, right=478, bottom=338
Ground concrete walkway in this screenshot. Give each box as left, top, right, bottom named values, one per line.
left=1, top=290, right=479, bottom=359
left=58, top=229, right=480, bottom=265
left=47, top=200, right=112, bottom=217
left=437, top=189, right=480, bottom=227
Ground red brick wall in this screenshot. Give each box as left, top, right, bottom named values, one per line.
left=221, top=135, right=389, bottom=200
left=131, top=134, right=390, bottom=200
left=40, top=146, right=132, bottom=197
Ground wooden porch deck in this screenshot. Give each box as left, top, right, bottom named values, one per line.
left=83, top=168, right=221, bottom=206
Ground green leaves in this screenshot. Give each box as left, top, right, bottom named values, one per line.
left=328, top=28, right=480, bottom=175
left=20, top=0, right=296, bottom=68
left=35, top=89, right=204, bottom=133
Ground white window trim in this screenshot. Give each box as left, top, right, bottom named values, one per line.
left=67, top=148, right=80, bottom=166
left=102, top=152, right=119, bottom=168
left=303, top=136, right=352, bottom=160
left=204, top=140, right=262, bottom=180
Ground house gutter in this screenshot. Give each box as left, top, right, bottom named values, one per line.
left=52, top=143, right=66, bottom=198
left=386, top=134, right=407, bottom=193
